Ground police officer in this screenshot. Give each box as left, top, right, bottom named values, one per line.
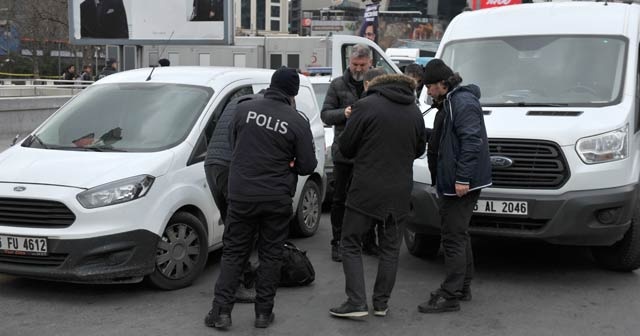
left=205, top=67, right=317, bottom=330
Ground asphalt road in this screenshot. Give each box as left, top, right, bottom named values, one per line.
left=1, top=213, right=639, bottom=336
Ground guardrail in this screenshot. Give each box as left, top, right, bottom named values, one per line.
left=0, top=78, right=94, bottom=97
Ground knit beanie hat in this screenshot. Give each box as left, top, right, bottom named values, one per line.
left=423, top=59, right=454, bottom=85
left=270, top=67, right=300, bottom=96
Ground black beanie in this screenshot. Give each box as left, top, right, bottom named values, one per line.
left=270, top=67, right=300, bottom=96
left=423, top=59, right=454, bottom=85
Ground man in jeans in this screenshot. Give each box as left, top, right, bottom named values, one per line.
left=329, top=70, right=426, bottom=318
left=417, top=59, right=492, bottom=313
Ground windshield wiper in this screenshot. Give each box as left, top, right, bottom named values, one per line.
left=84, top=146, right=128, bottom=152
left=29, top=134, right=49, bottom=149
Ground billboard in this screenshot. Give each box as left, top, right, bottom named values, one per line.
left=470, top=0, right=522, bottom=9
left=68, top=0, right=233, bottom=45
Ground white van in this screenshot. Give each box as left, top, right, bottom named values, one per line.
left=0, top=35, right=399, bottom=289
left=409, top=2, right=640, bottom=271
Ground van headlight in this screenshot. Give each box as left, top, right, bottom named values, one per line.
left=576, top=125, right=628, bottom=164
left=77, top=175, right=155, bottom=209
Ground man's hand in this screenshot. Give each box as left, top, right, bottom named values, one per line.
left=455, top=183, right=469, bottom=197
left=344, top=106, right=352, bottom=119
left=289, top=160, right=295, bottom=168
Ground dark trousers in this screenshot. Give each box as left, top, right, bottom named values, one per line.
left=341, top=209, right=402, bottom=308
left=439, top=190, right=481, bottom=296
left=331, top=163, right=377, bottom=247
left=213, top=199, right=292, bottom=314
left=330, top=162, right=352, bottom=246
left=204, top=164, right=229, bottom=223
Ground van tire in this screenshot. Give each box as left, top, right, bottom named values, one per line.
left=592, top=202, right=640, bottom=272
left=147, top=212, right=209, bottom=290
left=291, top=180, right=321, bottom=237
left=404, top=226, right=440, bottom=259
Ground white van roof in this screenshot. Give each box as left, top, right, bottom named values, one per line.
left=444, top=2, right=640, bottom=41
left=95, top=66, right=293, bottom=88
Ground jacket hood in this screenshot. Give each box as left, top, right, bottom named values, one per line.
left=366, top=74, right=416, bottom=105
left=451, top=84, right=481, bottom=99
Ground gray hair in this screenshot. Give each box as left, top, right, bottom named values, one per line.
left=350, top=44, right=372, bottom=60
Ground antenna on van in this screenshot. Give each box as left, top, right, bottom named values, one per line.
left=145, top=31, right=175, bottom=81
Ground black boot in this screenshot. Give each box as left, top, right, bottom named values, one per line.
left=204, top=305, right=232, bottom=329
left=418, top=290, right=460, bottom=313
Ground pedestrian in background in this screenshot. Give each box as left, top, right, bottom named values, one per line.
left=417, top=59, right=492, bottom=314
left=205, top=67, right=317, bottom=330
left=404, top=63, right=425, bottom=100
left=61, top=65, right=77, bottom=81
left=321, top=44, right=380, bottom=262
left=330, top=68, right=426, bottom=318
left=79, top=65, right=93, bottom=81
left=97, top=58, right=118, bottom=80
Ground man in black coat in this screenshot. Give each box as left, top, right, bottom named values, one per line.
left=190, top=0, right=224, bottom=21
left=80, top=0, right=129, bottom=39
left=322, top=43, right=379, bottom=262
left=417, top=59, right=492, bottom=314
left=329, top=71, right=426, bottom=318
left=205, top=68, right=317, bottom=330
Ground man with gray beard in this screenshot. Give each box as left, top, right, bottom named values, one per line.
left=321, top=44, right=380, bottom=262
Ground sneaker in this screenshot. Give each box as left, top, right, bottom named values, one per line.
left=329, top=301, right=369, bottom=318
left=455, top=287, right=472, bottom=302
left=417, top=290, right=460, bottom=314
left=373, top=305, right=388, bottom=317
left=235, top=284, right=256, bottom=303
left=254, top=312, right=275, bottom=328
left=204, top=306, right=232, bottom=329
left=331, top=244, right=342, bottom=262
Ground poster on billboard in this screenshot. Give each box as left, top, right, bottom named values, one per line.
left=68, top=0, right=233, bottom=45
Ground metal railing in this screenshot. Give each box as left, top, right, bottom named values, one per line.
left=0, top=78, right=94, bottom=97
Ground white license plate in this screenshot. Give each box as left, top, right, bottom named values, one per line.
left=473, top=200, right=528, bottom=216
left=0, top=235, right=48, bottom=256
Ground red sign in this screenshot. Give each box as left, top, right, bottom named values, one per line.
left=302, top=18, right=312, bottom=27
left=472, top=0, right=522, bottom=9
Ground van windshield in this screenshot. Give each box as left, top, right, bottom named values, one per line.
left=440, top=36, right=627, bottom=107
left=25, top=83, right=213, bottom=152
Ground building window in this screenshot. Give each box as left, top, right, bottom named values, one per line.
left=241, top=0, right=251, bottom=29
left=287, top=54, right=300, bottom=69
left=257, top=0, right=266, bottom=30
left=270, top=20, right=280, bottom=31
left=270, top=54, right=282, bottom=69
left=271, top=5, right=280, bottom=17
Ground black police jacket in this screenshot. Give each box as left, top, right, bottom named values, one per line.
left=228, top=88, right=317, bottom=202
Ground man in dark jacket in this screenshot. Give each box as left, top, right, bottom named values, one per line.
left=322, top=43, right=379, bottom=262
left=204, top=89, right=262, bottom=303
left=417, top=59, right=492, bottom=314
left=329, top=71, right=426, bottom=318
left=80, top=0, right=129, bottom=38
left=97, top=58, right=117, bottom=80
left=205, top=67, right=317, bottom=330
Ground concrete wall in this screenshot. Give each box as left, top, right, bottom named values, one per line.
left=0, top=96, right=71, bottom=147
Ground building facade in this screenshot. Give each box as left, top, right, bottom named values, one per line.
left=234, top=0, right=290, bottom=36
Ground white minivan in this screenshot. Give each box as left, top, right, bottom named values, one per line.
left=0, top=35, right=399, bottom=289
left=408, top=2, right=640, bottom=271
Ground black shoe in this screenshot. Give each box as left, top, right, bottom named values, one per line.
left=331, top=244, right=342, bottom=262
left=254, top=312, right=275, bottom=328
left=329, top=301, right=369, bottom=318
left=418, top=291, right=460, bottom=314
left=235, top=284, right=256, bottom=303
left=455, top=287, right=472, bottom=302
left=204, top=306, right=232, bottom=329
left=362, top=244, right=381, bottom=257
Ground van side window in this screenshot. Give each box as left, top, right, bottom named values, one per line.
left=187, top=86, right=254, bottom=166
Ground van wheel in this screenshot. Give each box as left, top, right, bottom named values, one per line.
left=147, top=212, right=208, bottom=290
left=592, top=202, right=640, bottom=272
left=292, top=180, right=321, bottom=237
left=404, top=226, right=440, bottom=259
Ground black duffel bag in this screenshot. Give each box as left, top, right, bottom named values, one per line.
left=279, top=241, right=315, bottom=287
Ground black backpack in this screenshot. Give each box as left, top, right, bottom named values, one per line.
left=280, top=241, right=315, bottom=287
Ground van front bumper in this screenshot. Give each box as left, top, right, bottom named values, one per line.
left=407, top=183, right=637, bottom=246
left=0, top=230, right=158, bottom=283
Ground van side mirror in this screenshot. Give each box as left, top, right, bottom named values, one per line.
left=10, top=134, right=19, bottom=146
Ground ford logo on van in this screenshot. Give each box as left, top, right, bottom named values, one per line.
left=490, top=156, right=514, bottom=168
left=13, top=186, right=26, bottom=192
